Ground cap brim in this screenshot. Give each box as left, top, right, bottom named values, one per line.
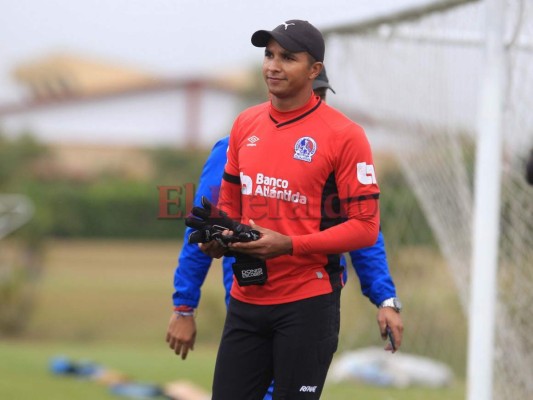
left=251, top=30, right=272, bottom=47
left=251, top=30, right=307, bottom=54
left=313, top=79, right=336, bottom=94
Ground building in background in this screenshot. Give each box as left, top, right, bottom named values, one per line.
left=0, top=53, right=255, bottom=149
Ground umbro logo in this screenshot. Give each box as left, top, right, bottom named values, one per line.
left=247, top=135, right=260, bottom=146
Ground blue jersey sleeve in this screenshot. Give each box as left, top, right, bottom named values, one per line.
left=172, top=137, right=231, bottom=308
left=348, top=229, right=397, bottom=306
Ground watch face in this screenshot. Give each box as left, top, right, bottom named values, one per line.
left=393, top=298, right=402, bottom=310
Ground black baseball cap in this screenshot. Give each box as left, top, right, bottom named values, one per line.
left=251, top=19, right=325, bottom=62
left=313, top=66, right=336, bottom=94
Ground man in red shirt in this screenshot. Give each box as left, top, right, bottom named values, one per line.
left=200, top=19, right=400, bottom=399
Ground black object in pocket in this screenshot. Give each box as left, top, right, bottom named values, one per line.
left=232, top=257, right=267, bottom=286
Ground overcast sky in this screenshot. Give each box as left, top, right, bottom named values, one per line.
left=0, top=0, right=430, bottom=102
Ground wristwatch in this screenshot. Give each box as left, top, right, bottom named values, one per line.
left=379, top=297, right=402, bottom=313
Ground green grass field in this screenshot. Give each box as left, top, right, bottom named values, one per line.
left=0, top=239, right=466, bottom=399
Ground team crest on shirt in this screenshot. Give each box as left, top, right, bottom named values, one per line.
left=293, top=137, right=317, bottom=162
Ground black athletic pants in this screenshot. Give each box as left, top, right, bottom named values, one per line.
left=211, top=289, right=341, bottom=400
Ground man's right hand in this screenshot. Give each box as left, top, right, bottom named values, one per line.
left=166, top=312, right=197, bottom=360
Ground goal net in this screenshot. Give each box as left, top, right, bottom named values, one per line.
left=325, top=0, right=533, bottom=398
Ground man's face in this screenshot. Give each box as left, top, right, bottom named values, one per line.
left=262, top=39, right=319, bottom=99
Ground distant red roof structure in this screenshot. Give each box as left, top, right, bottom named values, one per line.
left=0, top=53, right=258, bottom=147
left=1, top=52, right=251, bottom=115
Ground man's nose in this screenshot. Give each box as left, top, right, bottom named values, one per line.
left=266, top=57, right=281, bottom=71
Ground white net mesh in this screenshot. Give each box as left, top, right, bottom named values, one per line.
left=327, top=0, right=533, bottom=398
left=0, top=194, right=34, bottom=240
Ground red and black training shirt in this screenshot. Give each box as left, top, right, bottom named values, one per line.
left=220, top=94, right=380, bottom=305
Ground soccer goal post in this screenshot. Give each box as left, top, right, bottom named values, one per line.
left=467, top=0, right=504, bottom=399
left=323, top=1, right=533, bottom=399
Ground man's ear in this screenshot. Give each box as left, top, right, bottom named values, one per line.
left=310, top=62, right=323, bottom=80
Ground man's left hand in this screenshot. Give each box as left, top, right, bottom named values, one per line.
left=377, top=307, right=403, bottom=353
left=228, top=220, right=292, bottom=260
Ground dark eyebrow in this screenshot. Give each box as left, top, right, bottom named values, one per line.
left=264, top=45, right=297, bottom=59
left=281, top=50, right=296, bottom=58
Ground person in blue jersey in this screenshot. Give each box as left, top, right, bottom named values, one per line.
left=166, top=67, right=403, bottom=398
